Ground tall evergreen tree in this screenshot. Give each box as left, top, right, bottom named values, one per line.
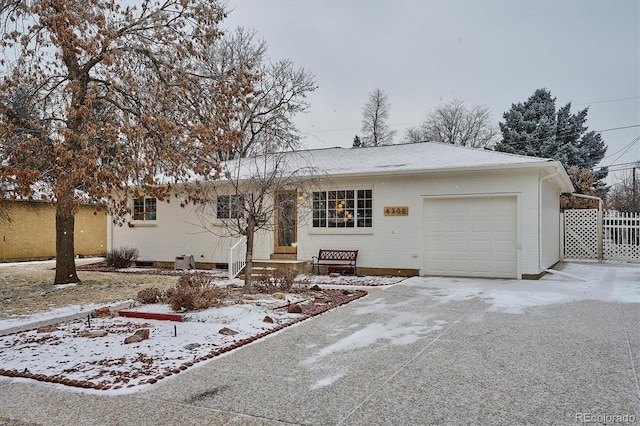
left=496, top=88, right=608, bottom=184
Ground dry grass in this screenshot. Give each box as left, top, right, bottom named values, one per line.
left=0, top=260, right=179, bottom=318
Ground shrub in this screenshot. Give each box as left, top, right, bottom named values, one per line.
left=137, top=287, right=165, bottom=304
left=166, top=272, right=225, bottom=311
left=105, top=246, right=139, bottom=268
left=254, top=268, right=299, bottom=293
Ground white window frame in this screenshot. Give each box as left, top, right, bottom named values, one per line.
left=133, top=197, right=157, bottom=221
left=312, top=189, right=373, bottom=231
left=217, top=194, right=244, bottom=219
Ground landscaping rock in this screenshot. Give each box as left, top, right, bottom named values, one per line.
left=271, top=292, right=286, bottom=300
left=219, top=327, right=238, bottom=336
left=287, top=304, right=303, bottom=314
left=82, top=330, right=108, bottom=338
left=263, top=315, right=274, bottom=323
left=314, top=296, right=331, bottom=304
left=124, top=335, right=143, bottom=344
left=91, top=307, right=111, bottom=318
left=124, top=328, right=150, bottom=344
left=329, top=272, right=341, bottom=278
left=184, top=343, right=201, bottom=350
left=36, top=325, right=59, bottom=333
left=134, top=328, right=150, bottom=340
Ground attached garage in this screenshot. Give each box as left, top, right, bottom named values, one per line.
left=423, top=196, right=518, bottom=278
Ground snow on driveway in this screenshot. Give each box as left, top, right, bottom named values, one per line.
left=408, top=261, right=639, bottom=314
left=300, top=261, right=639, bottom=390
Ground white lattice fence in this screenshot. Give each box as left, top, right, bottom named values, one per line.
left=603, top=211, right=640, bottom=263
left=563, top=209, right=598, bottom=260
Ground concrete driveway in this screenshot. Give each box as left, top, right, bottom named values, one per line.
left=1, top=262, right=638, bottom=425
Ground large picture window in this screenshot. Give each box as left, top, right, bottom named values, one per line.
left=313, top=190, right=372, bottom=228
left=133, top=198, right=157, bottom=221
left=217, top=195, right=244, bottom=219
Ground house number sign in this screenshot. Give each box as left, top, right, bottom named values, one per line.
left=384, top=206, right=409, bottom=216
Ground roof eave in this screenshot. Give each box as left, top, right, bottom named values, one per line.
left=318, top=160, right=562, bottom=180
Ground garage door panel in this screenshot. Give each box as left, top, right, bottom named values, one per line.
left=449, top=241, right=468, bottom=253
left=494, top=240, right=515, bottom=253
left=423, top=197, right=517, bottom=278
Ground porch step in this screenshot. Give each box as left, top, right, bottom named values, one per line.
left=238, top=266, right=277, bottom=281
left=270, top=253, right=297, bottom=260
left=237, top=260, right=309, bottom=279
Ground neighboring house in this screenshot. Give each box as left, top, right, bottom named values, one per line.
left=0, top=200, right=107, bottom=262
left=108, top=142, right=574, bottom=279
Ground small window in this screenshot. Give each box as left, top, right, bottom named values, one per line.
left=217, top=195, right=244, bottom=219
left=313, top=189, right=372, bottom=228
left=133, top=198, right=157, bottom=221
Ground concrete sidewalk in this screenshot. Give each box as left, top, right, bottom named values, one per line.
left=1, top=276, right=639, bottom=425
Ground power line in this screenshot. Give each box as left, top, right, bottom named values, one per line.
left=605, top=136, right=640, bottom=167
left=607, top=165, right=639, bottom=173
left=594, top=124, right=640, bottom=133
left=602, top=136, right=640, bottom=160
left=575, top=96, right=640, bottom=106
left=606, top=161, right=640, bottom=168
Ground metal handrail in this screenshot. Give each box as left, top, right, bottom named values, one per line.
left=228, top=236, right=247, bottom=279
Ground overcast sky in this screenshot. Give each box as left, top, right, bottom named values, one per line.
left=223, top=0, right=639, bottom=181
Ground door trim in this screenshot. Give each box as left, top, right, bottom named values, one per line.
left=274, top=191, right=298, bottom=254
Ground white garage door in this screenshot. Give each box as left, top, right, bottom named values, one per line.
left=423, top=196, right=517, bottom=278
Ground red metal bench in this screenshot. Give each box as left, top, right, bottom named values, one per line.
left=311, top=249, right=358, bottom=275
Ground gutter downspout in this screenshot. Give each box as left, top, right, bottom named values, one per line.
left=570, top=193, right=604, bottom=262
left=539, top=170, right=561, bottom=275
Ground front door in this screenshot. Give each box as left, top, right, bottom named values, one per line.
left=274, top=191, right=297, bottom=254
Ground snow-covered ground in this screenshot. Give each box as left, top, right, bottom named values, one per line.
left=0, top=295, right=304, bottom=394
left=0, top=261, right=637, bottom=395
left=406, top=261, right=639, bottom=314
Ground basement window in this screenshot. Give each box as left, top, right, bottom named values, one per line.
left=133, top=198, right=157, bottom=221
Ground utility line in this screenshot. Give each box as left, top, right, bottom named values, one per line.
left=575, top=96, right=640, bottom=106
left=595, top=124, right=640, bottom=133
left=605, top=136, right=640, bottom=167
left=602, top=137, right=640, bottom=160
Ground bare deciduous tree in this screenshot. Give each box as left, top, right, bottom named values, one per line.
left=361, top=89, right=395, bottom=147
left=195, top=151, right=322, bottom=293
left=0, top=0, right=252, bottom=284
left=205, top=27, right=317, bottom=160
left=606, top=167, right=639, bottom=212
left=405, top=99, right=498, bottom=148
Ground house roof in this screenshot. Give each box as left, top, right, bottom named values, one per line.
left=223, top=142, right=575, bottom=192
left=302, top=142, right=549, bottom=174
